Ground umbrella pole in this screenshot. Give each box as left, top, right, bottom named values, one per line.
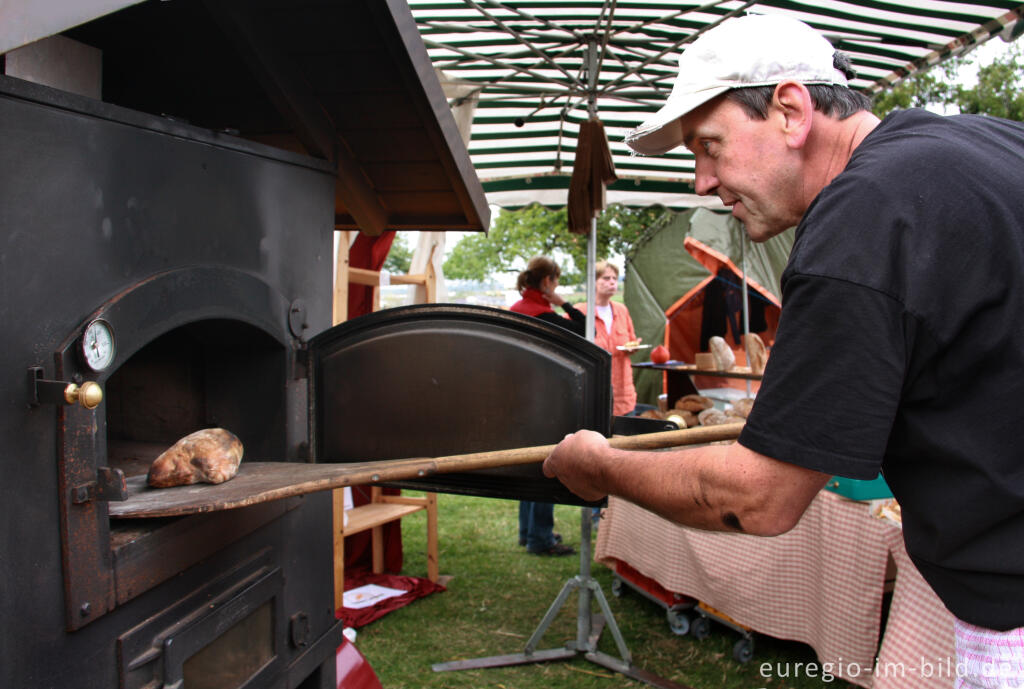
left=585, top=76, right=598, bottom=342
left=586, top=219, right=596, bottom=340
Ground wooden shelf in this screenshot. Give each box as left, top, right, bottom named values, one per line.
left=632, top=361, right=763, bottom=381
left=332, top=488, right=439, bottom=612
left=344, top=502, right=426, bottom=534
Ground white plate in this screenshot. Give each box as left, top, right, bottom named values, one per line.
left=617, top=344, right=652, bottom=352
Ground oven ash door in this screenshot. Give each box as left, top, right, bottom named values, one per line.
left=118, top=549, right=287, bottom=689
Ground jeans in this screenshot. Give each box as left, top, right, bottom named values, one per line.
left=518, top=501, right=557, bottom=552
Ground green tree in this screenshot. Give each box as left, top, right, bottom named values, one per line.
left=383, top=232, right=413, bottom=274
left=443, top=203, right=667, bottom=285
left=873, top=38, right=1023, bottom=120
left=871, top=61, right=958, bottom=117
left=954, top=40, right=1024, bottom=119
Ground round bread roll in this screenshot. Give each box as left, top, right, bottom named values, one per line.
left=147, top=428, right=244, bottom=488
left=698, top=408, right=733, bottom=426
left=730, top=397, right=755, bottom=419
left=674, top=394, right=713, bottom=412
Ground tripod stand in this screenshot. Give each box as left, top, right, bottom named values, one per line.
left=432, top=506, right=692, bottom=689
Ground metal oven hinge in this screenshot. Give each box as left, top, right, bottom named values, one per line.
left=72, top=467, right=128, bottom=504
left=293, top=346, right=310, bottom=380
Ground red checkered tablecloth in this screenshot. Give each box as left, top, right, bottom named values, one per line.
left=873, top=527, right=957, bottom=689
left=595, top=491, right=956, bottom=688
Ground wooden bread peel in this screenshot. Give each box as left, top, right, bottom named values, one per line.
left=109, top=423, right=744, bottom=518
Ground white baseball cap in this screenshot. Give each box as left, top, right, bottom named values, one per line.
left=625, top=14, right=848, bottom=155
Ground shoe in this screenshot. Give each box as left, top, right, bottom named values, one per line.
left=521, top=533, right=560, bottom=547
left=519, top=538, right=526, bottom=546
left=527, top=543, right=575, bottom=557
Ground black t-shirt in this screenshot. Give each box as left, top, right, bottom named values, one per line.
left=739, top=109, right=1024, bottom=630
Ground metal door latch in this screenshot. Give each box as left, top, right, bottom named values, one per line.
left=28, top=367, right=103, bottom=409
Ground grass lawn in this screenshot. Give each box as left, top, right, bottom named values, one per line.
left=351, top=492, right=857, bottom=689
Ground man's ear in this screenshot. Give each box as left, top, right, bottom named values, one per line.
left=772, top=81, right=813, bottom=149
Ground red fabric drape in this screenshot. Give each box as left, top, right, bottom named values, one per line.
left=347, top=231, right=397, bottom=318
left=344, top=230, right=403, bottom=575
left=336, top=571, right=447, bottom=628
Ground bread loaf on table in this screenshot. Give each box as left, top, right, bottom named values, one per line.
left=709, top=336, right=735, bottom=372
left=743, top=333, right=768, bottom=375
left=147, top=428, right=244, bottom=488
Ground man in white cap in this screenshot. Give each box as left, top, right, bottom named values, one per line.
left=542, top=13, right=1024, bottom=687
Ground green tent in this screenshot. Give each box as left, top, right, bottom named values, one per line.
left=624, top=208, right=794, bottom=405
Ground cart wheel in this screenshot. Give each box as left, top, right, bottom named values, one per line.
left=690, top=615, right=711, bottom=640
left=666, top=609, right=690, bottom=636
left=611, top=577, right=623, bottom=597
left=732, top=637, right=754, bottom=664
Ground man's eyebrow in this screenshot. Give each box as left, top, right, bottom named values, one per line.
left=681, top=128, right=696, bottom=148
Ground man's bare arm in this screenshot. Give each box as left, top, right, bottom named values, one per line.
left=542, top=430, right=829, bottom=535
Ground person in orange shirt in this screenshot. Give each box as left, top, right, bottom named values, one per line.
left=577, top=261, right=639, bottom=417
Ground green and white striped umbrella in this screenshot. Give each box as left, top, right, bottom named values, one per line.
left=410, top=0, right=1023, bottom=209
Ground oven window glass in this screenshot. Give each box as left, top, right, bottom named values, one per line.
left=182, top=601, right=274, bottom=689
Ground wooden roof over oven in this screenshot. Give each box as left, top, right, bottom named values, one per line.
left=5, top=0, right=489, bottom=236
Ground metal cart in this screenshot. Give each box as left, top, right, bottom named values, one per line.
left=610, top=560, right=755, bottom=663
left=690, top=601, right=756, bottom=664
left=609, top=560, right=696, bottom=636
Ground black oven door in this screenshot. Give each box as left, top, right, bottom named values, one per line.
left=307, top=303, right=611, bottom=506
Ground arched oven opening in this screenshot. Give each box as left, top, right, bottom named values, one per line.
left=101, top=318, right=296, bottom=607
left=105, top=318, right=286, bottom=484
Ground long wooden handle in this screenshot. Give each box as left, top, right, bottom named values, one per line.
left=309, top=422, right=744, bottom=484
left=392, top=422, right=745, bottom=478
left=109, top=423, right=744, bottom=518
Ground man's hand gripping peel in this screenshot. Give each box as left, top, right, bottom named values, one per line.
left=542, top=429, right=611, bottom=502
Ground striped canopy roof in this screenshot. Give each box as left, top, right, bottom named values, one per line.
left=410, top=1, right=1024, bottom=209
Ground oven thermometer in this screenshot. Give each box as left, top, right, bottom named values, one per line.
left=81, top=319, right=115, bottom=372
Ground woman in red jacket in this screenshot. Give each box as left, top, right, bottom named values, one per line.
left=509, top=256, right=586, bottom=337
left=509, top=256, right=579, bottom=556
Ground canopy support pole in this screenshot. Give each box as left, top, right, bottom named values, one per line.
left=585, top=37, right=599, bottom=342
left=586, top=220, right=597, bottom=339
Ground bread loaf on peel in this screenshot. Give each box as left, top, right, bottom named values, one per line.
left=147, top=428, right=244, bottom=488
